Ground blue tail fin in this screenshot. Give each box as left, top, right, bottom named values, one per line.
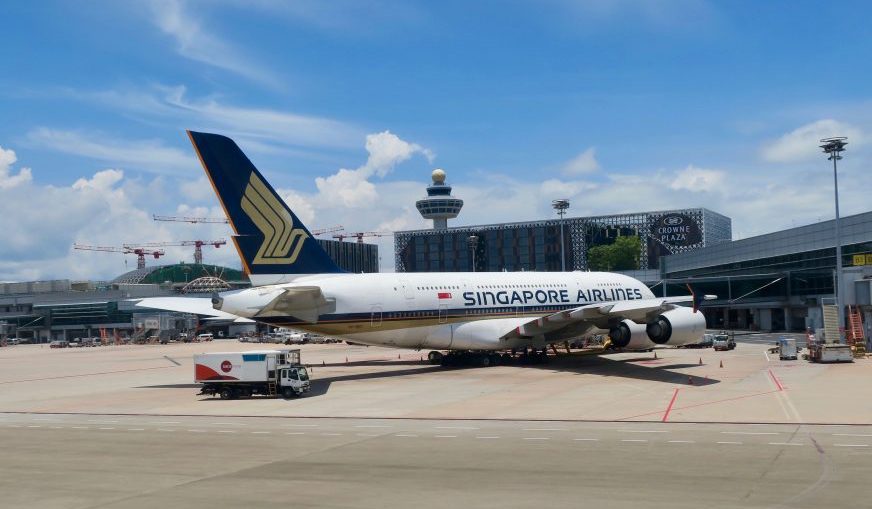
left=187, top=131, right=342, bottom=276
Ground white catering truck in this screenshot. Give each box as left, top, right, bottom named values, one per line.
left=194, top=349, right=310, bottom=399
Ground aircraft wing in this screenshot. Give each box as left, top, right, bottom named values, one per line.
left=134, top=297, right=255, bottom=323
left=253, top=286, right=336, bottom=323
left=501, top=295, right=714, bottom=341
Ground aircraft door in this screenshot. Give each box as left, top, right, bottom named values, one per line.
left=399, top=279, right=415, bottom=300
left=370, top=305, right=383, bottom=328
left=438, top=304, right=448, bottom=324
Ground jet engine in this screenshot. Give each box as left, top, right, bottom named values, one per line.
left=645, top=307, right=706, bottom=346
left=608, top=320, right=656, bottom=351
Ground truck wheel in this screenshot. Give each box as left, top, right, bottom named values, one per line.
left=219, top=387, right=233, bottom=400
left=428, top=351, right=443, bottom=364
left=283, top=387, right=296, bottom=399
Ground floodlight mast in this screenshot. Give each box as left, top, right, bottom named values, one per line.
left=820, top=136, right=848, bottom=340
left=552, top=199, right=570, bottom=271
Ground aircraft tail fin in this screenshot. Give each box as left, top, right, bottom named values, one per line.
left=187, top=131, right=343, bottom=276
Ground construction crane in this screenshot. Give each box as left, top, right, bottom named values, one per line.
left=332, top=231, right=392, bottom=244
left=151, top=214, right=343, bottom=236
left=73, top=244, right=165, bottom=270
left=125, top=240, right=227, bottom=265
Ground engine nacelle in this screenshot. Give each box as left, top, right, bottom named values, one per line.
left=608, top=320, right=655, bottom=351
left=646, top=307, right=707, bottom=346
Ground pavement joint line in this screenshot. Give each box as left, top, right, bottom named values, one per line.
left=251, top=431, right=271, bottom=434
left=99, top=427, right=115, bottom=430
left=523, top=428, right=566, bottom=431
left=210, top=422, right=246, bottom=426
left=833, top=433, right=872, bottom=437
left=217, top=430, right=237, bottom=433
left=154, top=421, right=180, bottom=425
left=395, top=434, right=418, bottom=437
left=187, top=429, right=207, bottom=433
left=285, top=432, right=305, bottom=435
left=71, top=426, right=88, bottom=429
left=284, top=424, right=318, bottom=428
left=573, top=438, right=599, bottom=441
left=621, top=439, right=648, bottom=442
left=156, top=429, right=176, bottom=432
left=476, top=436, right=500, bottom=439
left=435, top=435, right=457, bottom=438
left=619, top=429, right=668, bottom=433
left=768, top=442, right=802, bottom=446
left=27, top=425, right=41, bottom=428
left=354, top=425, right=391, bottom=428
left=668, top=440, right=695, bottom=443
left=356, top=433, right=379, bottom=437
left=523, top=437, right=550, bottom=440
left=434, top=426, right=478, bottom=430
left=717, top=441, right=743, bottom=444
left=127, top=428, right=145, bottom=431
left=722, top=431, right=779, bottom=435
left=321, top=433, right=343, bottom=436
left=834, top=444, right=869, bottom=447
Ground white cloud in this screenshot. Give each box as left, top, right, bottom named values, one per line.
left=26, top=128, right=195, bottom=175
left=80, top=85, right=363, bottom=151
left=0, top=146, right=32, bottom=189
left=362, top=131, right=435, bottom=178
left=561, top=147, right=600, bottom=175
left=762, top=119, right=863, bottom=163
left=669, top=165, right=725, bottom=192
left=148, top=0, right=279, bottom=87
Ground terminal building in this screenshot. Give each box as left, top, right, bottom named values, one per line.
left=0, top=239, right=378, bottom=343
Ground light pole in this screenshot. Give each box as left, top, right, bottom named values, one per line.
left=552, top=199, right=570, bottom=271
left=820, top=136, right=848, bottom=339
left=467, top=235, right=479, bottom=272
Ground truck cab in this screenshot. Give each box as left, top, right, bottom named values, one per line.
left=279, top=366, right=311, bottom=397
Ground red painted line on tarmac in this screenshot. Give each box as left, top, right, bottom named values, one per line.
left=618, top=389, right=781, bottom=420
left=661, top=389, right=680, bottom=422
left=0, top=366, right=174, bottom=385
left=768, top=369, right=784, bottom=391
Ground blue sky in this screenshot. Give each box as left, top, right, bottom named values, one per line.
left=1, top=0, right=871, bottom=280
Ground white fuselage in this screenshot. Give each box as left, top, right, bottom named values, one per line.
left=219, top=271, right=657, bottom=351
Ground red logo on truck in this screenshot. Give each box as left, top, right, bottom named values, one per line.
left=220, top=360, right=232, bottom=373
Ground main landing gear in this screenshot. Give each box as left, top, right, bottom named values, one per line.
left=427, top=348, right=550, bottom=367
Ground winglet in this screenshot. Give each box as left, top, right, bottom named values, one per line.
left=686, top=283, right=703, bottom=313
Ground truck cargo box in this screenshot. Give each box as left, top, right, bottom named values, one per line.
left=195, top=349, right=301, bottom=383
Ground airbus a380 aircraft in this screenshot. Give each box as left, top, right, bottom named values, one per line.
left=139, top=131, right=713, bottom=365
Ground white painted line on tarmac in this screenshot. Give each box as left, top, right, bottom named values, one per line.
left=251, top=431, right=271, bottom=434
left=127, top=428, right=145, bottom=431
left=7, top=425, right=22, bottom=428
left=621, top=439, right=648, bottom=443
left=619, top=430, right=668, bottom=433
left=156, top=429, right=176, bottom=432
left=50, top=426, right=64, bottom=429
left=573, top=438, right=599, bottom=441
left=717, top=441, right=743, bottom=445
left=210, top=422, right=246, bottom=426
left=89, top=420, right=118, bottom=424
left=395, top=434, right=418, bottom=437
left=434, top=426, right=478, bottom=430
left=354, top=425, right=392, bottom=428
left=524, top=428, right=566, bottom=431
left=435, top=435, right=457, bottom=438
left=722, top=431, right=779, bottom=435
left=768, top=442, right=802, bottom=446
left=321, top=433, right=343, bottom=436
left=356, top=433, right=379, bottom=437
left=71, top=426, right=88, bottom=429
left=154, top=421, right=180, bottom=425
left=187, top=429, right=207, bottom=433
left=99, top=427, right=116, bottom=430
left=668, top=440, right=695, bottom=443
left=833, top=433, right=872, bottom=437
left=32, top=418, right=54, bottom=421
left=217, top=430, right=237, bottom=433
left=764, top=351, right=771, bottom=362
left=476, top=436, right=500, bottom=439
left=285, top=432, right=305, bottom=435
left=523, top=437, right=550, bottom=440
left=27, top=425, right=42, bottom=428
left=834, top=444, right=869, bottom=448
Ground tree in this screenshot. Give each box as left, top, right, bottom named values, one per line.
left=587, top=235, right=640, bottom=271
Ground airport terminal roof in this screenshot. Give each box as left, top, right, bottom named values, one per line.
left=112, top=263, right=248, bottom=285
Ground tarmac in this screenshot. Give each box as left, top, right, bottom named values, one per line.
left=1, top=335, right=871, bottom=508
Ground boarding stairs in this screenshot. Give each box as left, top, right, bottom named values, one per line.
left=268, top=382, right=277, bottom=396
left=821, top=304, right=841, bottom=344
left=846, top=306, right=867, bottom=358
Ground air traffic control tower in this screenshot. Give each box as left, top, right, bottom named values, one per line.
left=416, top=169, right=464, bottom=230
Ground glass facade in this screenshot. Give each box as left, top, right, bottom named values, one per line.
left=395, top=208, right=730, bottom=273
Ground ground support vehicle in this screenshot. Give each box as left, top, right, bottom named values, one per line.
left=712, top=333, right=736, bottom=351
left=807, top=340, right=854, bottom=363
left=194, top=349, right=310, bottom=399
left=776, top=338, right=798, bottom=360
